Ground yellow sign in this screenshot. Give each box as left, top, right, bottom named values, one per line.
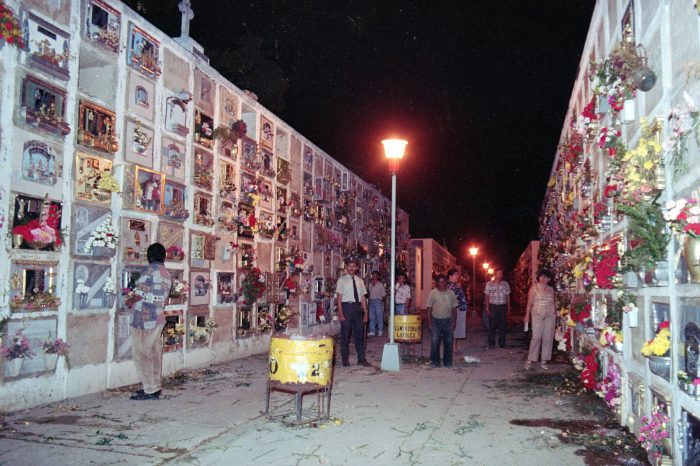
left=394, top=315, right=421, bottom=343
left=268, top=336, right=334, bottom=386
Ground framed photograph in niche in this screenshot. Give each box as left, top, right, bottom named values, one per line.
left=190, top=269, right=211, bottom=307
left=161, top=139, right=185, bottom=181
left=190, top=231, right=216, bottom=268
left=11, top=194, right=63, bottom=251
left=241, top=137, right=259, bottom=172
left=193, top=148, right=214, bottom=191
left=194, top=69, right=214, bottom=112
left=276, top=186, right=288, bottom=214
left=217, top=272, right=235, bottom=305
left=217, top=198, right=237, bottom=232
left=72, top=262, right=112, bottom=310
left=194, top=109, right=214, bottom=149
left=219, top=160, right=237, bottom=201
left=163, top=180, right=189, bottom=221
left=126, top=22, right=161, bottom=79
left=303, top=172, right=313, bottom=197
left=260, top=115, right=274, bottom=150
left=4, top=318, right=57, bottom=377
left=157, top=221, right=185, bottom=262
left=71, top=203, right=115, bottom=258
left=193, top=191, right=215, bottom=227
left=20, top=75, right=70, bottom=135
left=77, top=101, right=118, bottom=154
left=260, top=149, right=275, bottom=179
left=125, top=119, right=154, bottom=167
left=237, top=203, right=255, bottom=239
left=9, top=260, right=59, bottom=313
left=75, top=153, right=113, bottom=204
left=85, top=0, right=121, bottom=53
left=259, top=180, right=273, bottom=210
left=121, top=218, right=150, bottom=263
left=126, top=165, right=164, bottom=214
left=24, top=11, right=70, bottom=80
left=127, top=72, right=155, bottom=120
left=277, top=159, right=291, bottom=185
left=22, top=140, right=61, bottom=187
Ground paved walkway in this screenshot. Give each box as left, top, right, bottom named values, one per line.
left=0, top=316, right=647, bottom=465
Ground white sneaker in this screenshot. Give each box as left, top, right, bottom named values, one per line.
left=378, top=331, right=383, bottom=336
left=368, top=332, right=376, bottom=336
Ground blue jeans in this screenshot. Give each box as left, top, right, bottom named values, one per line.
left=395, top=303, right=407, bottom=315
left=369, top=299, right=383, bottom=333
left=430, top=316, right=453, bottom=367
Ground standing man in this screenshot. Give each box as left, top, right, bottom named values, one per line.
left=367, top=271, right=386, bottom=337
left=484, top=268, right=511, bottom=349
left=427, top=274, right=458, bottom=368
left=126, top=243, right=172, bottom=400
left=336, top=258, right=371, bottom=367
left=394, top=273, right=411, bottom=315
left=447, top=269, right=468, bottom=349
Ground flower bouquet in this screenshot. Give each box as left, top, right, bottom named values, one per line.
left=41, top=337, right=69, bottom=370
left=103, top=280, right=116, bottom=308
left=641, top=321, right=671, bottom=357
left=639, top=410, right=670, bottom=459
left=0, top=1, right=24, bottom=49
left=75, top=279, right=90, bottom=308
left=188, top=324, right=210, bottom=345
left=275, top=304, right=295, bottom=331
left=1, top=329, right=35, bottom=376
left=257, top=308, right=273, bottom=333
left=166, top=245, right=185, bottom=261
left=595, top=364, right=621, bottom=408
left=163, top=322, right=185, bottom=346
left=240, top=268, right=265, bottom=306
left=168, top=279, right=190, bottom=304
left=664, top=92, right=700, bottom=174
left=569, top=294, right=591, bottom=323
left=85, top=216, right=118, bottom=254
left=664, top=195, right=700, bottom=239
left=592, top=243, right=621, bottom=289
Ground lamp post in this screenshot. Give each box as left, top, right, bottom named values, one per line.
left=380, top=138, right=407, bottom=372
left=468, top=247, right=478, bottom=317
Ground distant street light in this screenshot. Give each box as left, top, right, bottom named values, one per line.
left=380, top=138, right=407, bottom=373
left=468, top=246, right=478, bottom=317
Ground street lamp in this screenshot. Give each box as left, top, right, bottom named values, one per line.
left=488, top=267, right=494, bottom=279
left=468, top=246, right=478, bottom=317
left=380, top=138, right=407, bottom=372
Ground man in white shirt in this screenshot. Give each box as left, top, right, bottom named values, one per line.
left=335, top=258, right=371, bottom=367
left=395, top=273, right=411, bottom=315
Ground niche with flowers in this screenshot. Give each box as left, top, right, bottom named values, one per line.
left=85, top=0, right=121, bottom=52
left=126, top=23, right=161, bottom=79
left=71, top=203, right=117, bottom=258
left=194, top=110, right=214, bottom=149
left=193, top=191, right=215, bottom=227
left=190, top=270, right=211, bottom=307
left=72, top=262, right=112, bottom=311
left=24, top=12, right=70, bottom=80
left=3, top=318, right=57, bottom=378
left=157, top=221, right=185, bottom=262
left=121, top=218, right=151, bottom=264
left=219, top=161, right=237, bottom=200
left=193, top=148, right=214, bottom=191
left=9, top=260, right=60, bottom=313
left=162, top=309, right=184, bottom=351
left=217, top=199, right=237, bottom=232
left=261, top=149, right=275, bottom=179
left=260, top=115, right=274, bottom=150
left=237, top=204, right=255, bottom=239
left=122, top=165, right=164, bottom=214
left=161, top=139, right=186, bottom=181
left=241, top=137, right=259, bottom=172
left=11, top=194, right=63, bottom=251
left=163, top=180, right=189, bottom=221
left=125, top=120, right=155, bottom=167
left=74, top=153, right=115, bottom=204
left=77, top=101, right=118, bottom=154
left=20, top=76, right=70, bottom=136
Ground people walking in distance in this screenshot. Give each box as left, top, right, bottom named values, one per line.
left=367, top=271, right=386, bottom=337
left=427, top=274, right=458, bottom=368
left=484, top=268, right=511, bottom=349
left=524, top=269, right=556, bottom=370
left=125, top=243, right=173, bottom=400
left=447, top=268, right=468, bottom=353
left=395, top=273, right=411, bottom=315
left=336, top=257, right=371, bottom=367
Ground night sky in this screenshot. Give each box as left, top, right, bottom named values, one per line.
left=125, top=0, right=596, bottom=270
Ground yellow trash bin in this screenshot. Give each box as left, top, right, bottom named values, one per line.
left=394, top=314, right=422, bottom=343
left=268, top=335, right=334, bottom=386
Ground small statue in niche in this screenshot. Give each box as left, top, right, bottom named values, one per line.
left=685, top=322, right=700, bottom=380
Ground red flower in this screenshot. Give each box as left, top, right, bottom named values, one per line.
left=658, top=321, right=670, bottom=331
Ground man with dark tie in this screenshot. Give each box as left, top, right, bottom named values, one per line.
left=335, top=257, right=371, bottom=367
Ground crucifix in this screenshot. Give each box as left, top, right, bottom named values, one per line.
left=178, top=0, right=194, bottom=38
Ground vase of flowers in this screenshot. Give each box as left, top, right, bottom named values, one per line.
left=642, top=321, right=671, bottom=379
left=94, top=171, right=120, bottom=201
left=103, top=280, right=116, bottom=308
left=168, top=280, right=190, bottom=305
left=639, top=410, right=670, bottom=461
left=1, top=329, right=35, bottom=377
left=85, top=216, right=118, bottom=256
left=664, top=196, right=700, bottom=282
left=166, top=245, right=185, bottom=261
left=75, top=279, right=90, bottom=308
left=41, top=337, right=69, bottom=370
left=240, top=268, right=265, bottom=306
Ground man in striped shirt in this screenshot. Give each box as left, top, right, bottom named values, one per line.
left=484, top=268, right=511, bottom=349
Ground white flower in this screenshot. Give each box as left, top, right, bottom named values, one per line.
left=75, top=279, right=90, bottom=294
left=103, top=280, right=116, bottom=294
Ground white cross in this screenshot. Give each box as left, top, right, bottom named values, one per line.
left=178, top=0, right=194, bottom=38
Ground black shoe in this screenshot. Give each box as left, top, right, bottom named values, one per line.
left=358, top=360, right=372, bottom=367
left=130, top=390, right=161, bottom=400
left=342, top=361, right=350, bottom=367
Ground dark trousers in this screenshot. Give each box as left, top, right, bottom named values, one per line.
left=340, top=303, right=365, bottom=363
left=430, top=316, right=453, bottom=367
left=488, top=304, right=508, bottom=347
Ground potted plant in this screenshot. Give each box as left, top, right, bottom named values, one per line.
left=41, top=337, right=69, bottom=370
left=168, top=279, right=189, bottom=305
left=1, top=329, right=35, bottom=377
left=617, top=200, right=669, bottom=285
left=664, top=195, right=700, bottom=282
left=94, top=171, right=120, bottom=201
left=642, top=321, right=671, bottom=378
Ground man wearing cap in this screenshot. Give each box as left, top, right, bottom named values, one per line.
left=336, top=258, right=371, bottom=367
